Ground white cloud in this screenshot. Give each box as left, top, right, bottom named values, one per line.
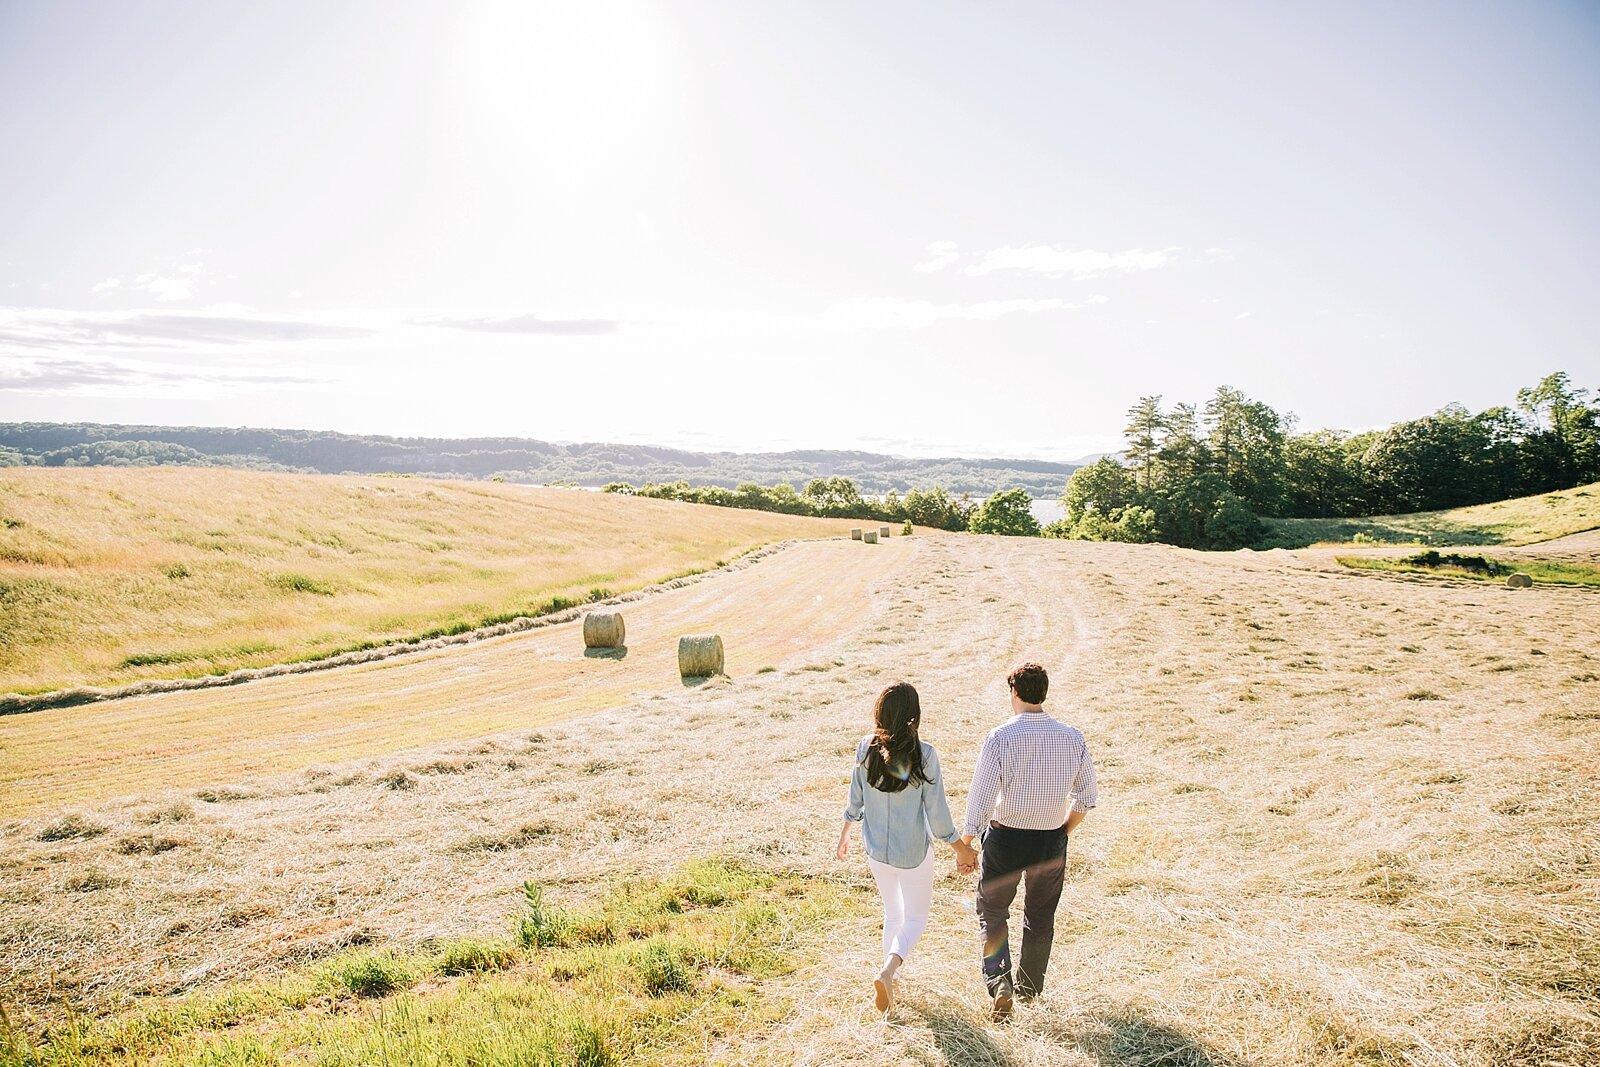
left=913, top=241, right=960, bottom=273
left=136, top=273, right=197, bottom=301
left=0, top=306, right=372, bottom=351
left=965, top=245, right=1178, bottom=278
left=415, top=313, right=618, bottom=335
left=91, top=277, right=121, bottom=293
left=1235, top=311, right=1252, bottom=320
left=0, top=356, right=322, bottom=394
left=823, top=295, right=1107, bottom=330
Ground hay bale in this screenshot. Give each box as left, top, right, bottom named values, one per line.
left=850, top=528, right=863, bottom=540
left=879, top=525, right=891, bottom=538
left=678, top=634, right=724, bottom=677
left=862, top=530, right=879, bottom=544
left=1506, top=572, right=1534, bottom=589
left=582, top=611, right=626, bottom=648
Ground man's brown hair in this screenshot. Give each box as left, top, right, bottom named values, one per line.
left=1007, top=662, right=1049, bottom=705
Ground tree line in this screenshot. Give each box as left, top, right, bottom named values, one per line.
left=603, top=478, right=985, bottom=532
left=1054, top=371, right=1599, bottom=549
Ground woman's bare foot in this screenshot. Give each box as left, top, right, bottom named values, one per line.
left=874, top=954, right=903, bottom=1013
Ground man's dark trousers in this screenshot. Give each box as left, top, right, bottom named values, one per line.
left=976, top=823, right=1067, bottom=998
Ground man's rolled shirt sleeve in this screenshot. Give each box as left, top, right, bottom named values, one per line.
left=1070, top=738, right=1097, bottom=814
left=962, top=734, right=1002, bottom=837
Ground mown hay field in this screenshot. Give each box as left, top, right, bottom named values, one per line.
left=0, top=467, right=856, bottom=695
left=2, top=511, right=1598, bottom=1064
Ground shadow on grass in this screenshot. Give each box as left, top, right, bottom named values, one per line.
left=680, top=674, right=722, bottom=687
left=582, top=646, right=628, bottom=660
left=1076, top=1011, right=1255, bottom=1067
left=914, top=1008, right=1019, bottom=1067
left=914, top=1005, right=1254, bottom=1067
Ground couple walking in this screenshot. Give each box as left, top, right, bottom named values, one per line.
left=835, top=662, right=1097, bottom=1021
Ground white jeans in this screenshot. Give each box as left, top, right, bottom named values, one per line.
left=866, top=848, right=935, bottom=964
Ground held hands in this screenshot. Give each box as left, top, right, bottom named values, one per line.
left=952, top=838, right=979, bottom=876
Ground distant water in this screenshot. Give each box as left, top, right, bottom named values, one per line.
left=1030, top=498, right=1065, bottom=525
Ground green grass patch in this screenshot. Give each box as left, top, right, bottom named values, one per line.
left=118, top=649, right=200, bottom=668
left=1337, top=552, right=1600, bottom=588
left=0, top=859, right=848, bottom=1066
left=1260, top=482, right=1600, bottom=549
left=269, top=573, right=337, bottom=596
left=322, top=951, right=416, bottom=998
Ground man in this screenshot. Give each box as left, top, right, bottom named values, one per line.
left=959, top=662, right=1097, bottom=1021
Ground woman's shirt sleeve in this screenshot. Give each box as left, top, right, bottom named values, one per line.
left=921, top=745, right=960, bottom=844
left=843, top=738, right=867, bottom=822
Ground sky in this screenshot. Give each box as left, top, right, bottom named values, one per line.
left=1, top=0, right=1597, bottom=461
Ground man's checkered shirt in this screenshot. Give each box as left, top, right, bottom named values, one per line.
left=962, top=711, right=1097, bottom=837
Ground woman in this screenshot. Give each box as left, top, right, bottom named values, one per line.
left=837, top=681, right=976, bottom=1013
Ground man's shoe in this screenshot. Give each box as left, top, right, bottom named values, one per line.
left=991, top=981, right=1014, bottom=1023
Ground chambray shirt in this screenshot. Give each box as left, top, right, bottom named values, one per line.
left=843, top=737, right=961, bottom=869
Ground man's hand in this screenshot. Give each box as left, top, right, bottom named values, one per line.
left=953, top=838, right=979, bottom=876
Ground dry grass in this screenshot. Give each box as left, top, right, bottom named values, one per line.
left=0, top=537, right=907, bottom=813
left=0, top=467, right=856, bottom=694
left=1262, top=481, right=1600, bottom=548
left=2, top=533, right=1597, bottom=1065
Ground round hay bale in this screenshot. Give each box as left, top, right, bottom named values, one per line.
left=583, top=611, right=626, bottom=648
left=1506, top=572, right=1534, bottom=589
left=850, top=528, right=863, bottom=540
left=862, top=530, right=879, bottom=544
left=879, top=525, right=891, bottom=538
left=678, top=634, right=724, bottom=677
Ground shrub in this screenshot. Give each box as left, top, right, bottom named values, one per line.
left=1205, top=493, right=1262, bottom=549
left=901, top=520, right=913, bottom=536
left=515, top=882, right=573, bottom=948
left=967, top=488, right=1041, bottom=537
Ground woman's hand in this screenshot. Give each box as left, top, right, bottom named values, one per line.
left=835, top=838, right=849, bottom=861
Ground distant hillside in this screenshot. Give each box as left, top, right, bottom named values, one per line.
left=0, top=422, right=1078, bottom=497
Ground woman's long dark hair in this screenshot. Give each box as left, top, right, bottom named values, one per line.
left=865, top=681, right=929, bottom=793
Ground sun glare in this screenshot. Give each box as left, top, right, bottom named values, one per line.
left=453, top=0, right=674, bottom=180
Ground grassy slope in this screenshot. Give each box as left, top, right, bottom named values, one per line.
left=1337, top=553, right=1600, bottom=587
left=0, top=858, right=852, bottom=1066
left=0, top=468, right=853, bottom=694
left=1258, top=481, right=1600, bottom=548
